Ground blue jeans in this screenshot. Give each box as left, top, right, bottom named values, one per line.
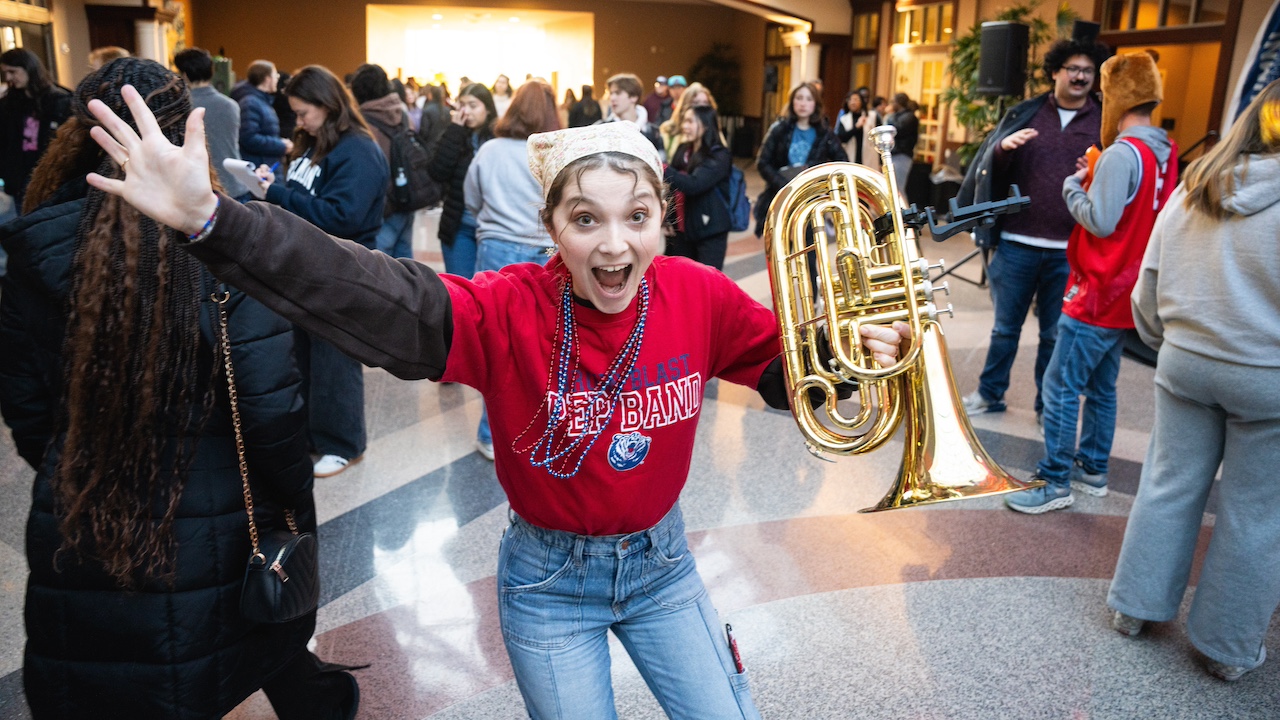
left=375, top=210, right=415, bottom=259
left=977, top=240, right=1070, bottom=413
left=441, top=211, right=479, bottom=278
left=499, top=505, right=759, bottom=720
left=1036, top=314, right=1126, bottom=484
left=474, top=238, right=551, bottom=445
left=295, top=327, right=367, bottom=459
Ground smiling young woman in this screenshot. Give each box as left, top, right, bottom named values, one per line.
left=76, top=97, right=910, bottom=716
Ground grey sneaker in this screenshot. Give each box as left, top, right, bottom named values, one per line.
left=1004, top=480, right=1073, bottom=514
left=1111, top=610, right=1145, bottom=637
left=476, top=439, right=495, bottom=461
left=1070, top=462, right=1108, bottom=497
left=1206, top=659, right=1250, bottom=682
left=962, top=391, right=1006, bottom=415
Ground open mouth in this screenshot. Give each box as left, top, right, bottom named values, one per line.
left=591, top=264, right=632, bottom=296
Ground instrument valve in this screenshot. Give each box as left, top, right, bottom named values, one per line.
left=933, top=282, right=951, bottom=297
left=935, top=303, right=955, bottom=319
left=927, top=260, right=946, bottom=278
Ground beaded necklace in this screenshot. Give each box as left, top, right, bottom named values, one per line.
left=511, top=276, right=650, bottom=478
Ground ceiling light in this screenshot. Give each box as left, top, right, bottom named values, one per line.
left=432, top=13, right=442, bottom=20
left=509, top=16, right=520, bottom=23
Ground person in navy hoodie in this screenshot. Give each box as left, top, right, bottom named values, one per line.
left=238, top=60, right=292, bottom=168
left=256, top=64, right=388, bottom=478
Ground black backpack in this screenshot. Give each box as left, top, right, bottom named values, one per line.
left=366, top=115, right=441, bottom=212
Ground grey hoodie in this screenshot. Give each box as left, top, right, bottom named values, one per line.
left=463, top=137, right=552, bottom=248
left=1062, top=125, right=1173, bottom=238
left=1131, top=153, right=1280, bottom=366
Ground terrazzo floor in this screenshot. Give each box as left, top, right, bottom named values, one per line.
left=0, top=164, right=1275, bottom=719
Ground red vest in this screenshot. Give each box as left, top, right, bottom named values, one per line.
left=1063, top=137, right=1178, bottom=329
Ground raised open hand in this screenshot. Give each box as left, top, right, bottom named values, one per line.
left=85, top=84, right=218, bottom=236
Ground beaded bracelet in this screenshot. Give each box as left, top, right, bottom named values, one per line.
left=186, top=196, right=221, bottom=243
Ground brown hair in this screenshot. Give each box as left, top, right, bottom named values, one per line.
left=786, top=82, right=825, bottom=127
left=246, top=60, right=276, bottom=87
left=284, top=64, right=372, bottom=164
left=539, top=152, right=665, bottom=234
left=495, top=80, right=560, bottom=140
left=606, top=73, right=643, bottom=101
left=1182, top=79, right=1280, bottom=219
left=31, top=58, right=213, bottom=586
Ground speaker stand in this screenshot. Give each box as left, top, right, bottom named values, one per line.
left=936, top=246, right=991, bottom=289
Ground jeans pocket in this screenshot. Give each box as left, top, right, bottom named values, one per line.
left=730, top=670, right=761, bottom=719
left=649, top=528, right=689, bottom=566
left=498, top=529, right=584, bottom=650
left=642, top=545, right=703, bottom=610
left=498, top=528, right=576, bottom=594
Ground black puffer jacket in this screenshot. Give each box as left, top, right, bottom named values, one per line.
left=665, top=143, right=733, bottom=241
left=426, top=122, right=491, bottom=247
left=0, top=182, right=318, bottom=719
left=753, top=118, right=847, bottom=233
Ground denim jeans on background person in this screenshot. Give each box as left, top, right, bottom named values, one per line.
left=473, top=238, right=552, bottom=447
left=441, top=211, right=479, bottom=278
left=295, top=327, right=367, bottom=460
left=375, top=210, right=416, bottom=259
left=1036, top=314, right=1126, bottom=485
left=498, top=504, right=760, bottom=720
left=977, top=240, right=1071, bottom=413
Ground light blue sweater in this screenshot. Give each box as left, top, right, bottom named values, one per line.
left=464, top=137, right=552, bottom=247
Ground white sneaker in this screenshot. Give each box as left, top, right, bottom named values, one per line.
left=314, top=454, right=362, bottom=478
left=476, top=440, right=495, bottom=461
left=961, top=391, right=1005, bottom=414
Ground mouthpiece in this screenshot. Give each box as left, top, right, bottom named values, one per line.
left=871, top=125, right=897, bottom=154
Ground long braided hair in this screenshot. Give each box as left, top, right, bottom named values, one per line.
left=48, top=58, right=214, bottom=586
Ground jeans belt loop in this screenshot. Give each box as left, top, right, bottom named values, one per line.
left=645, top=525, right=661, bottom=558
left=572, top=536, right=586, bottom=567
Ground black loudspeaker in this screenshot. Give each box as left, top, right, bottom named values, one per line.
left=1072, top=20, right=1101, bottom=43
left=977, top=22, right=1030, bottom=96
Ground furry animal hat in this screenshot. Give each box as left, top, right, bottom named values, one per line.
left=1100, top=51, right=1163, bottom=148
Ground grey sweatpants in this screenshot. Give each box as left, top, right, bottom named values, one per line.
left=1108, top=343, right=1280, bottom=668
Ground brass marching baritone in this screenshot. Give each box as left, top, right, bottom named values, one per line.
left=763, top=124, right=1042, bottom=513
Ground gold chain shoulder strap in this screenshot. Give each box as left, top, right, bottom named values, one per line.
left=212, top=289, right=298, bottom=565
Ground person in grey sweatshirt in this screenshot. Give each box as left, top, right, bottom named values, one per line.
left=462, top=79, right=560, bottom=460
left=1006, top=52, right=1178, bottom=515
left=172, top=48, right=251, bottom=200
left=1107, top=79, right=1280, bottom=684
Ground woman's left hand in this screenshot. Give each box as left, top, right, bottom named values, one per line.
left=84, top=84, right=218, bottom=235
left=860, top=321, right=912, bottom=366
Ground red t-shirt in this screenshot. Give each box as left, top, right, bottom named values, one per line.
left=441, top=255, right=781, bottom=535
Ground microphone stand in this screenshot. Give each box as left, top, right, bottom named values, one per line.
left=895, top=186, right=1031, bottom=288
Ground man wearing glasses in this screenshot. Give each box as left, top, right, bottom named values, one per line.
left=958, top=38, right=1111, bottom=429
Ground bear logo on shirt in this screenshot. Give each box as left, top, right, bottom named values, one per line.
left=607, top=432, right=651, bottom=471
